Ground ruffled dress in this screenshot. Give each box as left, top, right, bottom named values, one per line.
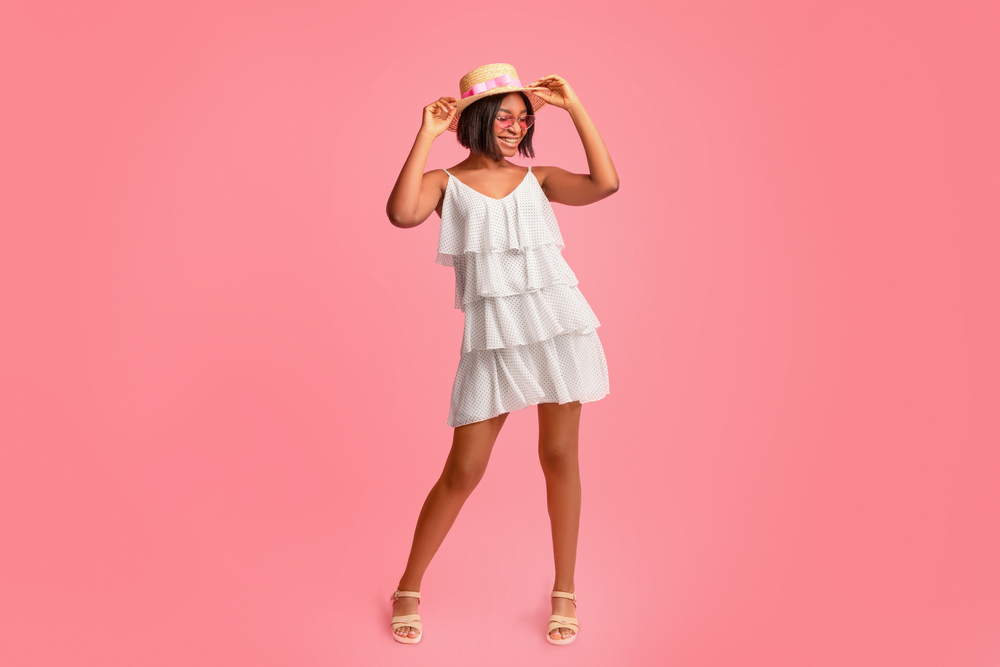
left=437, top=166, right=610, bottom=428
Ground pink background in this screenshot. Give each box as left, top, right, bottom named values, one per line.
left=2, top=1, right=998, bottom=665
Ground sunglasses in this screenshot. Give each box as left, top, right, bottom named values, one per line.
left=495, top=114, right=535, bottom=130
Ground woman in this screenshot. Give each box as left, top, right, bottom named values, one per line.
left=385, top=63, right=619, bottom=645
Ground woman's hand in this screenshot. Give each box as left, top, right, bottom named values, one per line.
left=420, top=97, right=458, bottom=138
left=525, top=74, right=580, bottom=111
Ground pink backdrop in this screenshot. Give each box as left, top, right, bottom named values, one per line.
left=2, top=1, right=998, bottom=665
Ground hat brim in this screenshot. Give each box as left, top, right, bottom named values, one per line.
left=447, top=87, right=549, bottom=133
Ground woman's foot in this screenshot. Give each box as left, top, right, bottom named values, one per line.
left=550, top=594, right=577, bottom=641
left=391, top=594, right=421, bottom=640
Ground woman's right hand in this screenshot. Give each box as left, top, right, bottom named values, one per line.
left=420, top=97, right=458, bottom=138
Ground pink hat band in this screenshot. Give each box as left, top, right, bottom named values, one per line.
left=461, top=73, right=522, bottom=99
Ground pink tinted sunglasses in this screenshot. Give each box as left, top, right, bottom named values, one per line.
left=495, top=113, right=535, bottom=130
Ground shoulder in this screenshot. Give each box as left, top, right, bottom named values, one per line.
left=423, top=168, right=450, bottom=194
left=529, top=165, right=569, bottom=180
left=528, top=165, right=565, bottom=189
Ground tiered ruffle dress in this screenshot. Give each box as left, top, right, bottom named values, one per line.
left=437, top=166, right=610, bottom=428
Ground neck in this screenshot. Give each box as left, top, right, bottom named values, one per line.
left=459, top=151, right=516, bottom=171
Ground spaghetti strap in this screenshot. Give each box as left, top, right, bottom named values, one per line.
left=443, top=167, right=528, bottom=174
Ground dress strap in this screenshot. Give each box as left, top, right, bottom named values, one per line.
left=443, top=167, right=527, bottom=174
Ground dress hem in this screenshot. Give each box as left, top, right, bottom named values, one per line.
left=446, top=390, right=610, bottom=429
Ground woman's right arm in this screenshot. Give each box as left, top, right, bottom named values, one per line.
left=386, top=97, right=457, bottom=228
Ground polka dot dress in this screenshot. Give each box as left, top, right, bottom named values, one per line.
left=437, top=166, right=610, bottom=428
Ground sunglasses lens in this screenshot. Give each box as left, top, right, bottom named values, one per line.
left=496, top=115, right=535, bottom=130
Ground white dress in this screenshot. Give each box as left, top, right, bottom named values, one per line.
left=436, top=166, right=610, bottom=428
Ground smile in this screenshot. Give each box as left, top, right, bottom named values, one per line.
left=499, top=137, right=519, bottom=145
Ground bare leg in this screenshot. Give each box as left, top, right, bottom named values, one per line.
left=392, top=411, right=509, bottom=639
left=537, top=400, right=582, bottom=641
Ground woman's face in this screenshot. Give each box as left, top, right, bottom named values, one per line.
left=494, top=92, right=529, bottom=155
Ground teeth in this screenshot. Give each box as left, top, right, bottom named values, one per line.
left=500, top=137, right=518, bottom=144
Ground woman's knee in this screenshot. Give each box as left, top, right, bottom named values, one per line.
left=538, top=440, right=579, bottom=474
left=440, top=415, right=505, bottom=493
left=440, top=459, right=486, bottom=494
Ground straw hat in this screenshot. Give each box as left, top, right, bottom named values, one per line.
left=447, top=63, right=548, bottom=133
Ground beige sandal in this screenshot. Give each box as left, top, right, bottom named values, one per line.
left=547, top=590, right=579, bottom=645
left=389, top=589, right=422, bottom=644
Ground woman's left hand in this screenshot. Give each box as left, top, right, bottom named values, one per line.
left=525, top=74, right=580, bottom=111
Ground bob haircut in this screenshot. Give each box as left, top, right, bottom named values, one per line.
left=456, top=91, right=536, bottom=161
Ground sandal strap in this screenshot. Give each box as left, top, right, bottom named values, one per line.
left=390, top=589, right=421, bottom=601
left=551, top=590, right=577, bottom=605
left=390, top=613, right=422, bottom=630
left=548, top=614, right=579, bottom=631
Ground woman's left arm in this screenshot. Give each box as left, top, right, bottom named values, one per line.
left=527, top=74, right=620, bottom=206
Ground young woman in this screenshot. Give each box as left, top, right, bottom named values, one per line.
left=385, top=63, right=619, bottom=645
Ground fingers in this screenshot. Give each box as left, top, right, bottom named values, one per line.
left=527, top=76, right=563, bottom=93
left=427, top=99, right=456, bottom=118
left=428, top=97, right=458, bottom=111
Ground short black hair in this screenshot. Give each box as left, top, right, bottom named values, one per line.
left=456, top=91, right=535, bottom=160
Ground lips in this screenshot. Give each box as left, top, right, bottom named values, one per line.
left=499, top=136, right=519, bottom=146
